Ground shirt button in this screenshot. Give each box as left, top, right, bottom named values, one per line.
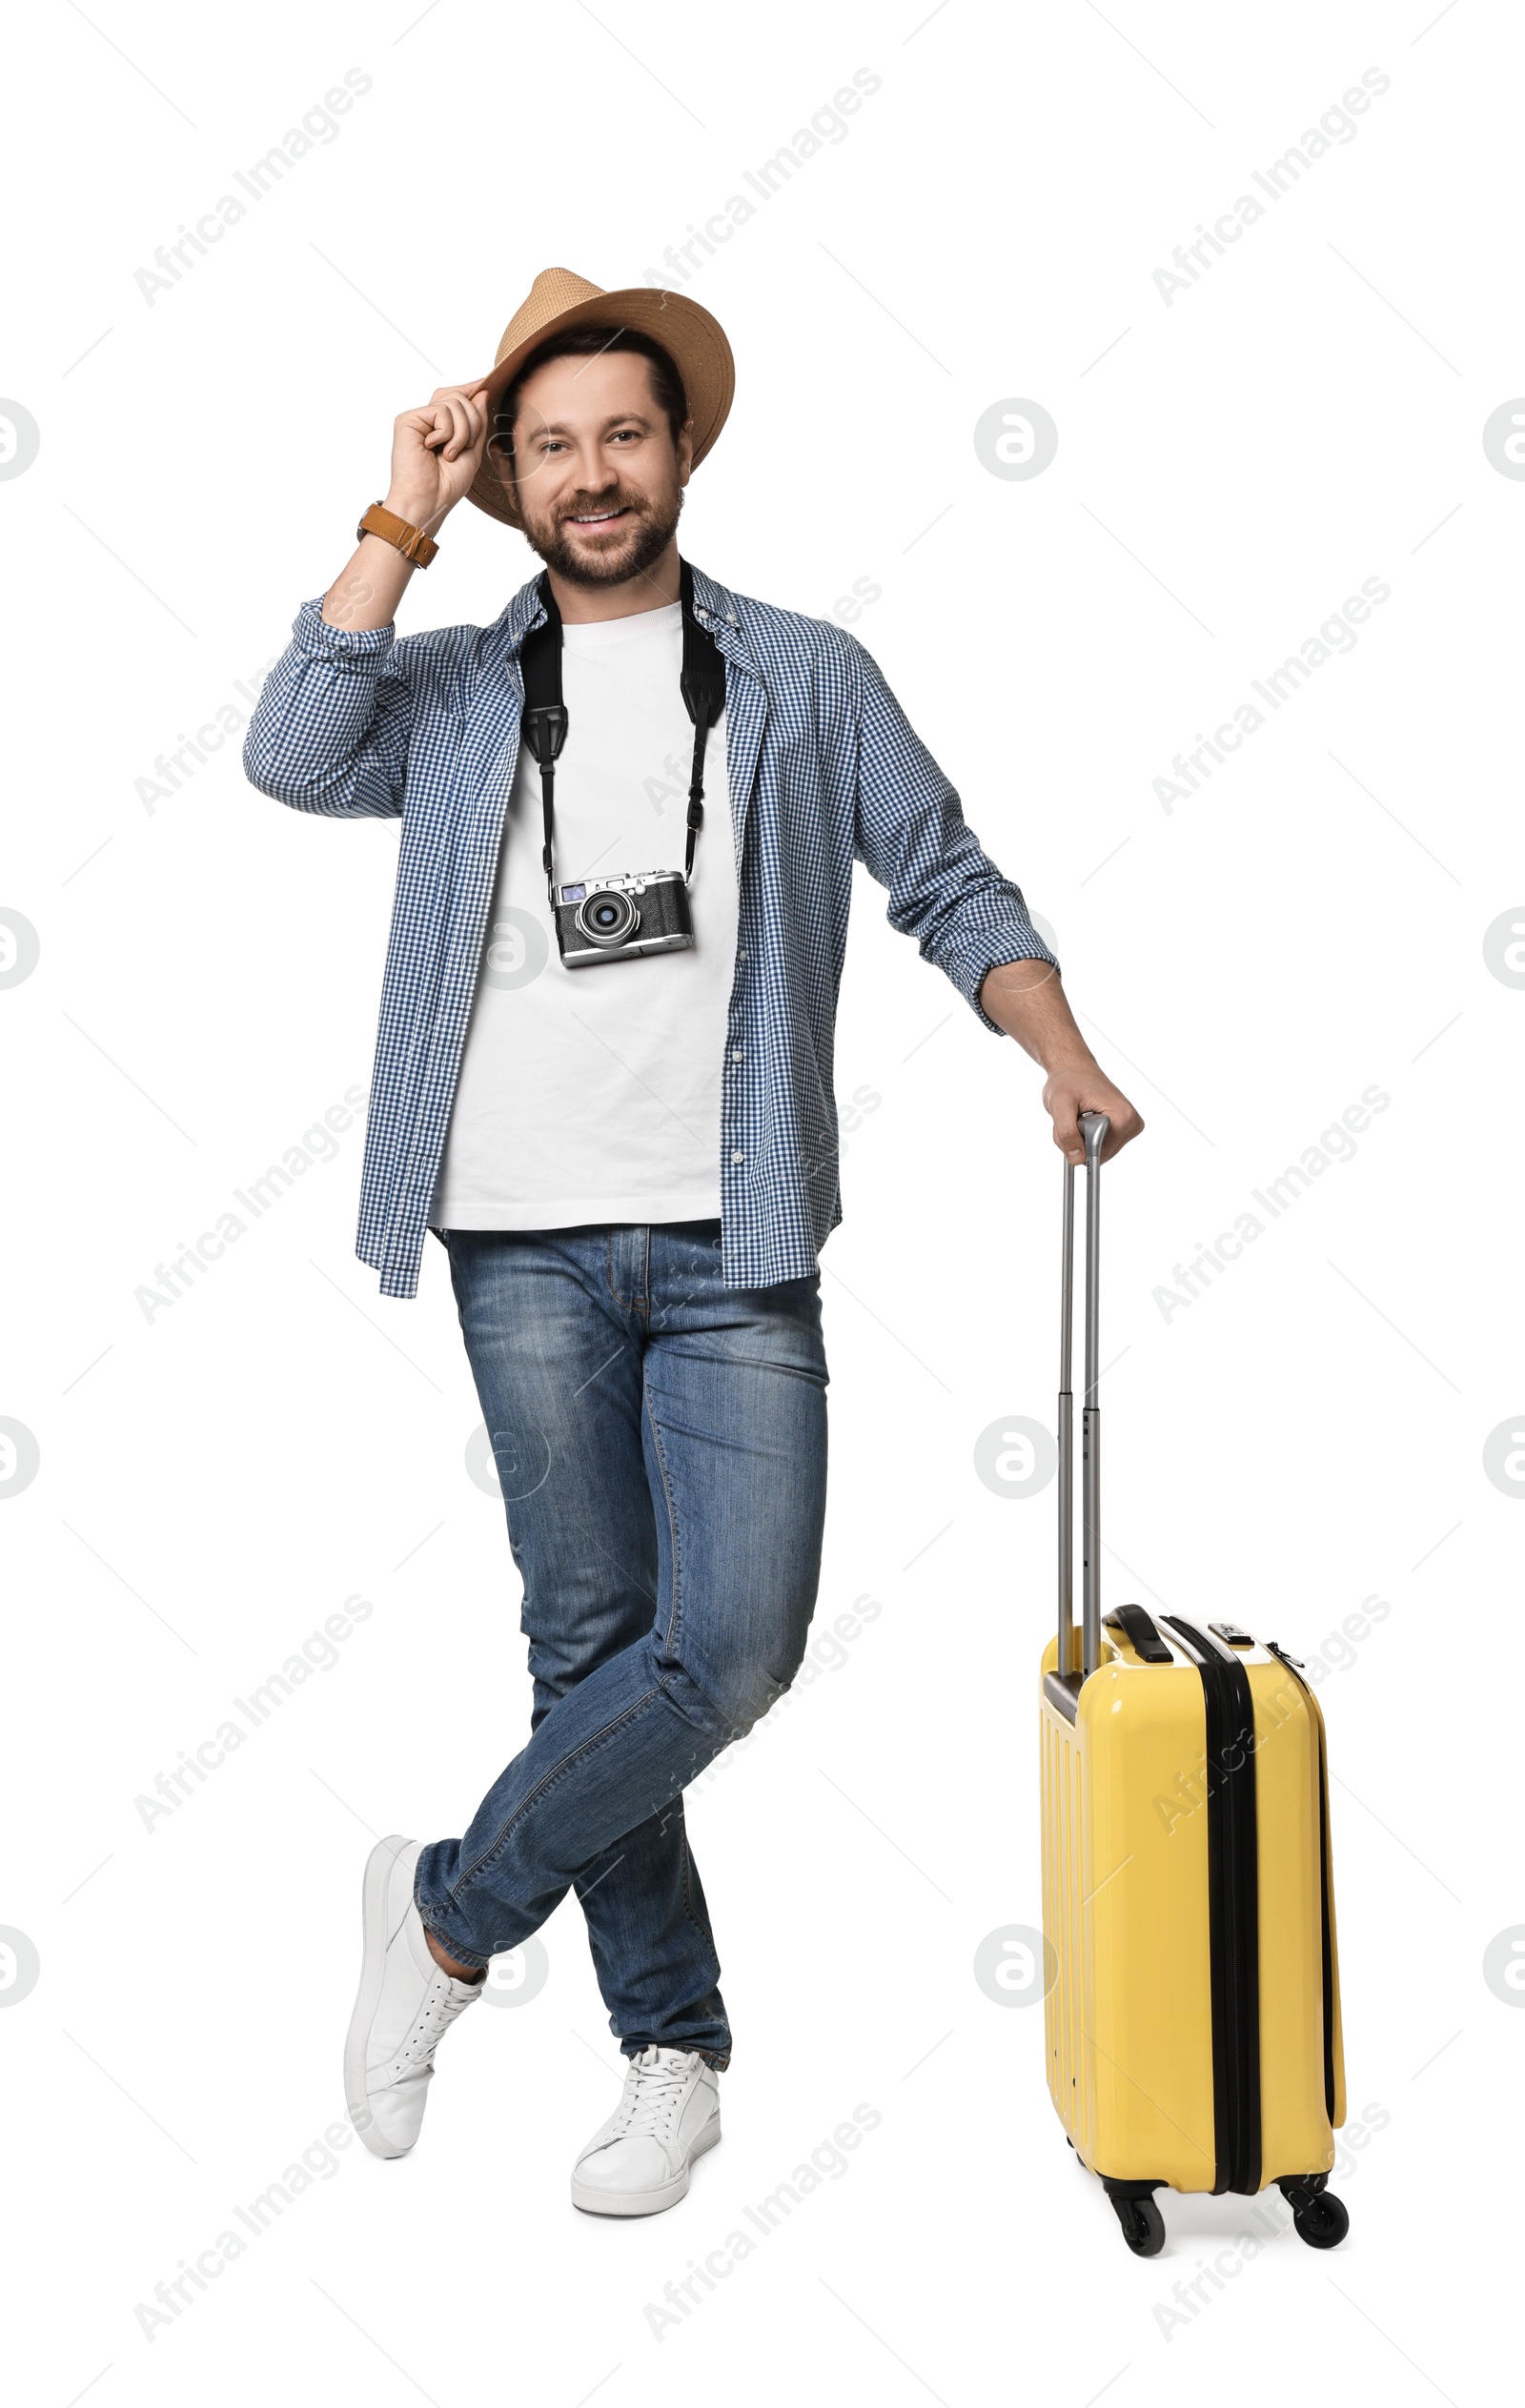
left=731, top=1151, right=744, bottom=1164
left=738, top=950, right=748, bottom=961
left=731, top=1047, right=743, bottom=1061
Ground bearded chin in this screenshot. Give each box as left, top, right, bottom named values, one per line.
left=522, top=487, right=684, bottom=589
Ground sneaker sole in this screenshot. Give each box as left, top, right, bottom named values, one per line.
left=344, top=1832, right=415, bottom=2161
left=570, top=2114, right=722, bottom=2217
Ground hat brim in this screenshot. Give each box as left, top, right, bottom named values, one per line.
left=466, top=288, right=735, bottom=530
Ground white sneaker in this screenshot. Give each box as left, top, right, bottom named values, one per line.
left=344, top=1834, right=481, bottom=2159
left=571, top=2046, right=722, bottom=2216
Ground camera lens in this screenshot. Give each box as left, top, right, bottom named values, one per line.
left=574, top=887, right=639, bottom=946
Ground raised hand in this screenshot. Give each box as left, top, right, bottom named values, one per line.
left=321, top=379, right=497, bottom=631
left=385, top=380, right=495, bottom=533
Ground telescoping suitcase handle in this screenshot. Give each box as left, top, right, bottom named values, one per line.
left=1057, top=1111, right=1108, bottom=1684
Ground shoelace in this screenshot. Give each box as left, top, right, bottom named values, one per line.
left=398, top=1973, right=478, bottom=2068
left=607, top=2048, right=699, bottom=2140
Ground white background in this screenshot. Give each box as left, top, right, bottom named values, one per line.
left=3, top=0, right=1519, bottom=2399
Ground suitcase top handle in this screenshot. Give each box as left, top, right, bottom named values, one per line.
left=1058, top=1111, right=1109, bottom=1681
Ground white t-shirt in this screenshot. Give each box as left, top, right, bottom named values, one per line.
left=430, top=599, right=736, bottom=1230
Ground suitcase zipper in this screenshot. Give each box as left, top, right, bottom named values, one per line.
left=1160, top=1618, right=1262, bottom=2196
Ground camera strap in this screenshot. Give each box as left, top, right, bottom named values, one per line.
left=519, top=560, right=727, bottom=904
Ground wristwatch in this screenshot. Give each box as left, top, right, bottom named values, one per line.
left=356, top=500, right=438, bottom=568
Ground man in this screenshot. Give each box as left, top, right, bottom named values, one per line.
left=244, top=266, right=1142, bottom=2217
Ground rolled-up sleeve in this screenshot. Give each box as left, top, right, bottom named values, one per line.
left=847, top=637, right=1060, bottom=1032
left=242, top=597, right=410, bottom=819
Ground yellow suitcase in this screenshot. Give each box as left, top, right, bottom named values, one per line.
left=1039, top=1115, right=1348, bottom=2256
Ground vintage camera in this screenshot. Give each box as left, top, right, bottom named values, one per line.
left=552, top=869, right=695, bottom=968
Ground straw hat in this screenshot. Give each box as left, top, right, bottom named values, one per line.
left=467, top=266, right=735, bottom=530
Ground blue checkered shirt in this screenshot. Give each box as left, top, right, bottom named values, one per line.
left=243, top=563, right=1058, bottom=1298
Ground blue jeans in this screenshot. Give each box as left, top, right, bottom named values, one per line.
left=415, top=1221, right=829, bottom=2068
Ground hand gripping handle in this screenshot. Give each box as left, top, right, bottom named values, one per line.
left=1057, top=1112, right=1109, bottom=1681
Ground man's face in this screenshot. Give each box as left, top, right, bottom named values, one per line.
left=500, top=350, right=692, bottom=589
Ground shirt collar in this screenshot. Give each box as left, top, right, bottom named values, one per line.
left=494, top=559, right=759, bottom=678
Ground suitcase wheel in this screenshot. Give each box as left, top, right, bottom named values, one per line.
left=1109, top=2193, right=1166, bottom=2256
left=1276, top=2174, right=1351, bottom=2249
left=1291, top=2189, right=1349, bottom=2250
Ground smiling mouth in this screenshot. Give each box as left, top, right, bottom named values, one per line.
left=567, top=507, right=631, bottom=530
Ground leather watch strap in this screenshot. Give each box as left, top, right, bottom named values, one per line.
left=356, top=500, right=438, bottom=568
